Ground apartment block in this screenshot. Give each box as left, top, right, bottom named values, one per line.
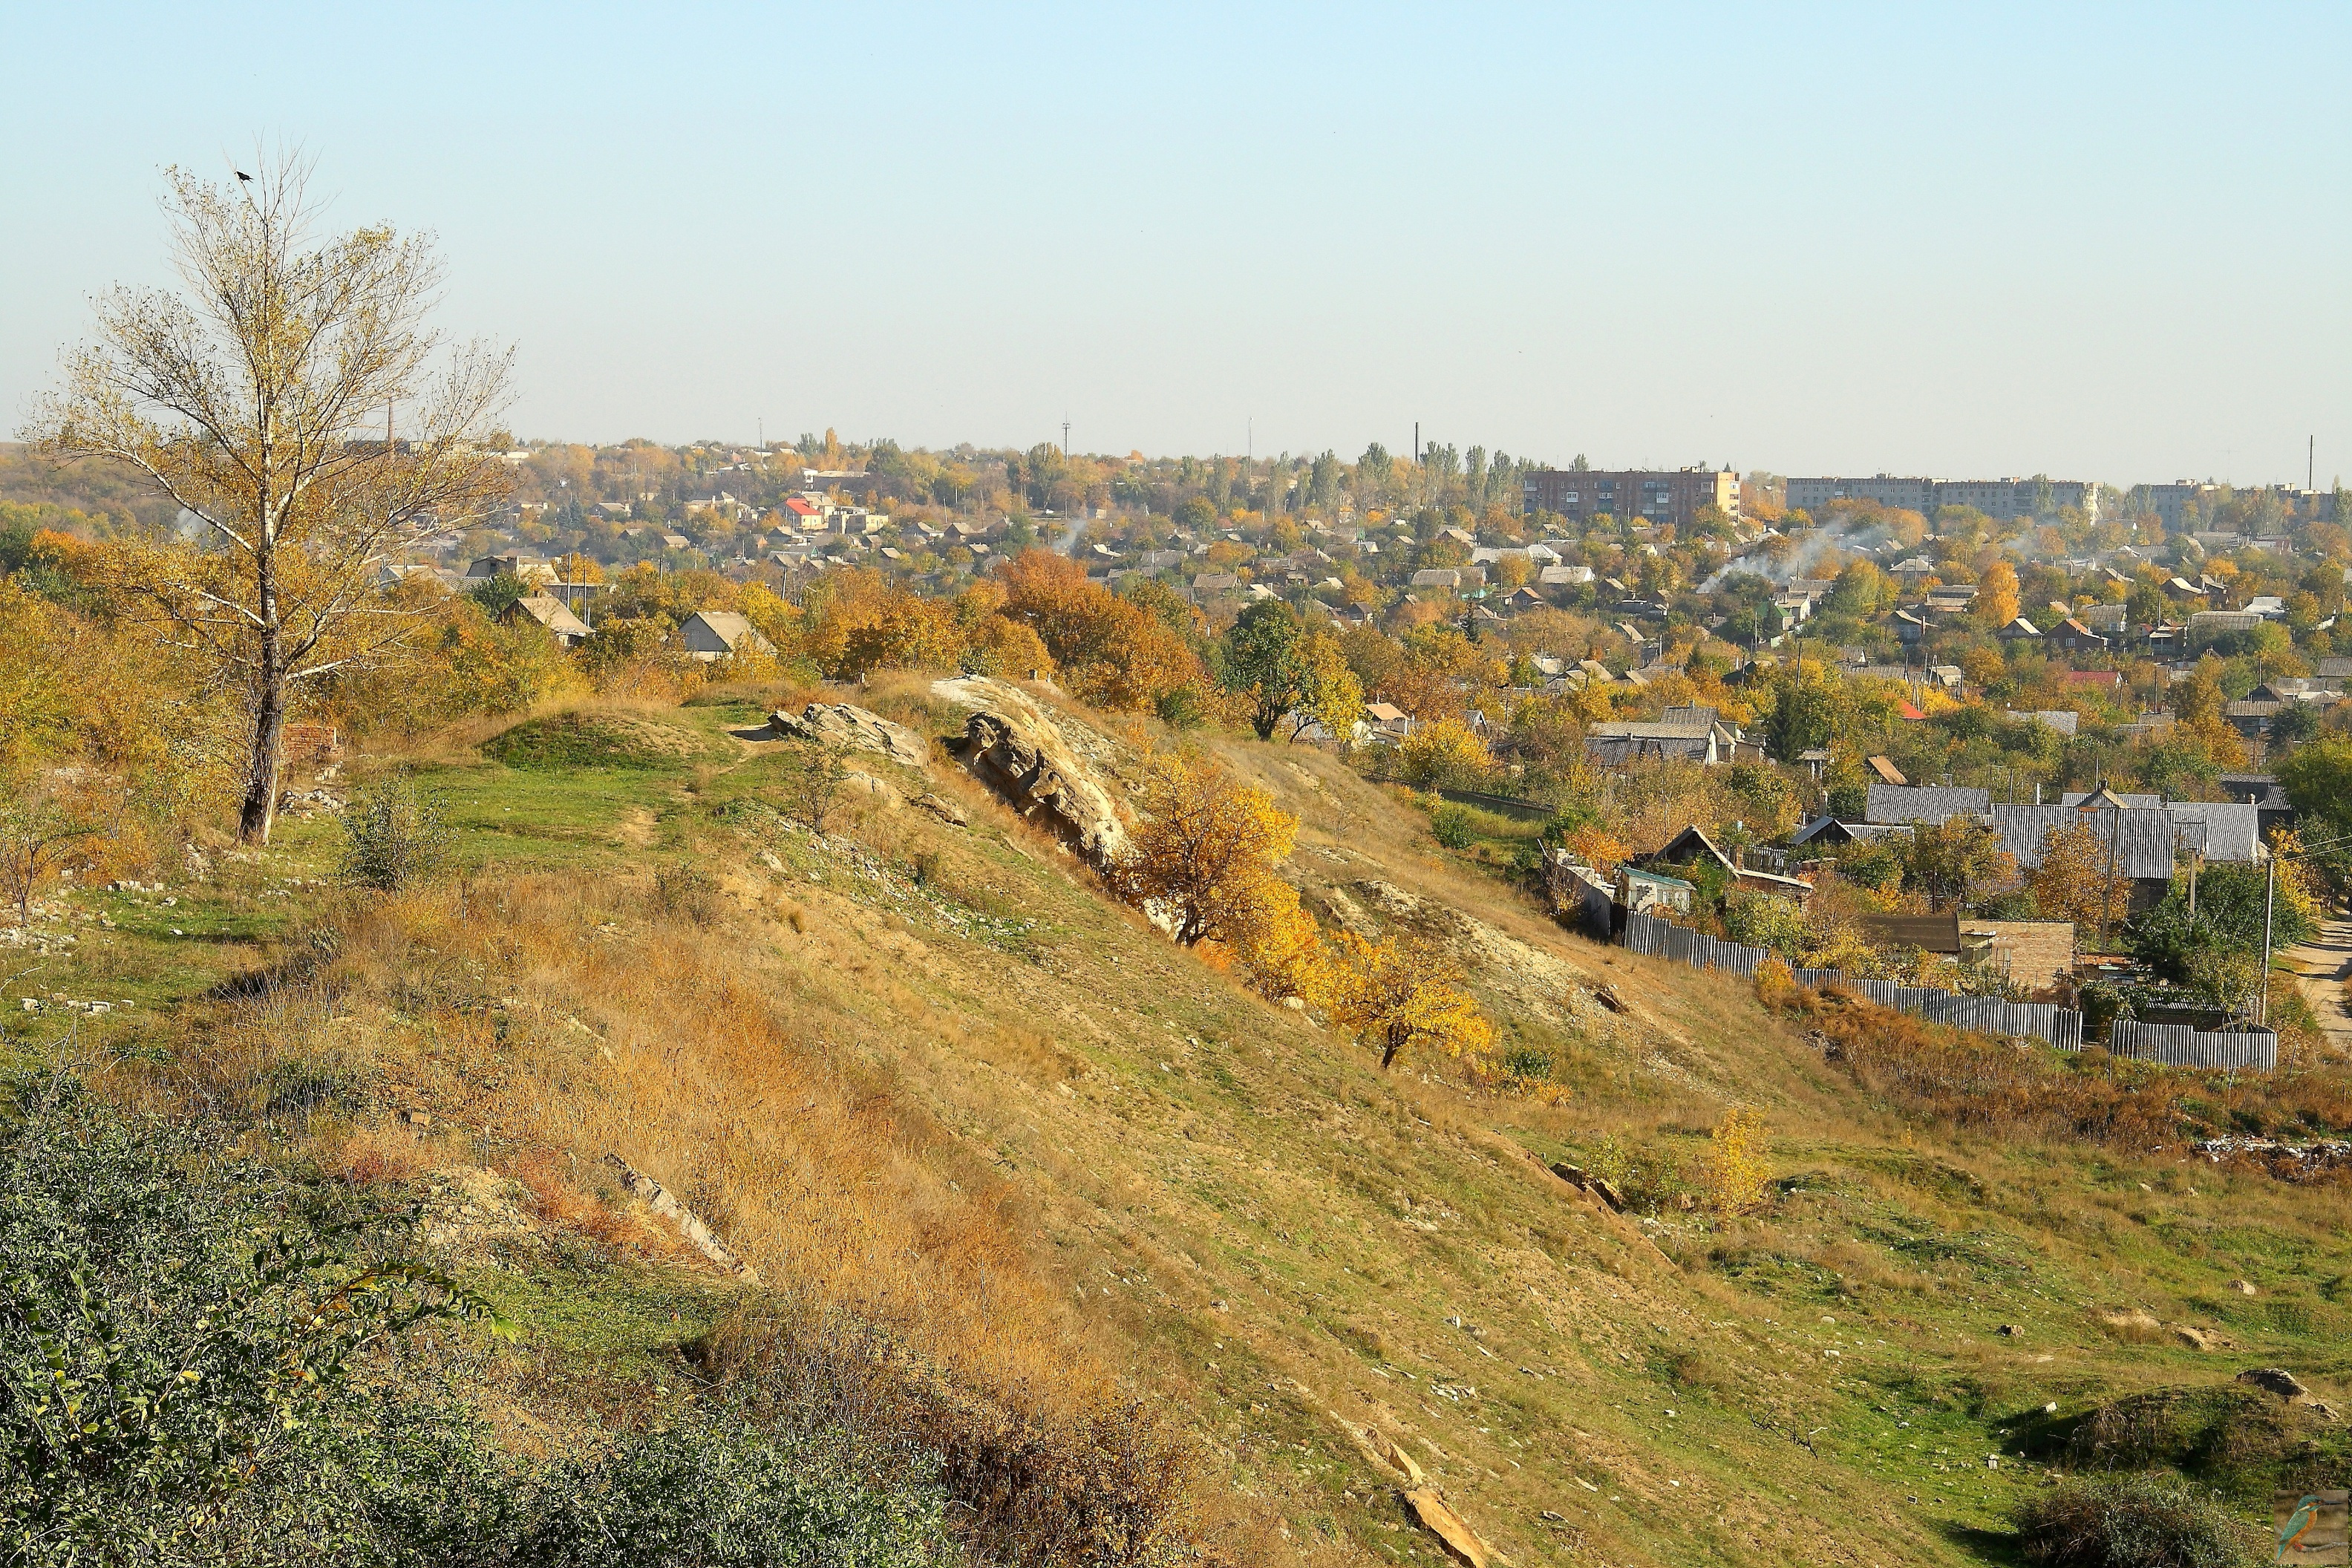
left=1788, top=475, right=2100, bottom=522
left=1520, top=466, right=1740, bottom=528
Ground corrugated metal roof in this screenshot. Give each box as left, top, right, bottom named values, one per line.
left=1991, top=806, right=2177, bottom=881
left=1866, top=783, right=1992, bottom=824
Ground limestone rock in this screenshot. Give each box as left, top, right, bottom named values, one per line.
left=843, top=771, right=904, bottom=808
left=1549, top=1162, right=1625, bottom=1212
left=2238, top=1368, right=2311, bottom=1401
left=2229, top=1278, right=2259, bottom=1296
left=2171, top=1324, right=2225, bottom=1351
left=604, top=1154, right=761, bottom=1285
left=768, top=703, right=930, bottom=769
left=910, top=792, right=968, bottom=827
left=1402, top=1487, right=1491, bottom=1568
left=930, top=678, right=1130, bottom=867
left=1361, top=1426, right=1425, bottom=1486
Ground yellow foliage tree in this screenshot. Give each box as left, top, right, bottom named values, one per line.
left=1115, top=751, right=1299, bottom=950
left=1975, top=561, right=2021, bottom=630
left=2028, top=820, right=2135, bottom=930
left=1396, top=717, right=1490, bottom=789
left=1284, top=631, right=1365, bottom=744
left=1318, top=930, right=1493, bottom=1071
left=801, top=569, right=962, bottom=679
left=1697, top=1106, right=1771, bottom=1213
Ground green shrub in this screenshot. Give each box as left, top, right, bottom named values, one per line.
left=335, top=777, right=454, bottom=891
left=0, top=1076, right=951, bottom=1567
left=1430, top=801, right=1477, bottom=849
left=2013, top=1474, right=2247, bottom=1568
left=525, top=1419, right=945, bottom=1567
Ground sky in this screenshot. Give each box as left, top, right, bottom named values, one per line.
left=4, top=1, right=2348, bottom=487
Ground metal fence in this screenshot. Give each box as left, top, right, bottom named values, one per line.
left=2108, top=1019, right=2277, bottom=1071
left=1620, top=912, right=2083, bottom=1051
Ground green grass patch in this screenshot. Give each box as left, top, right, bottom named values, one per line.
left=482, top=711, right=708, bottom=771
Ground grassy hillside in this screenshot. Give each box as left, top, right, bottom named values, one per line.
left=10, top=680, right=2351, bottom=1565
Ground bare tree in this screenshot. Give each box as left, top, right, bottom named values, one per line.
left=26, top=154, right=511, bottom=844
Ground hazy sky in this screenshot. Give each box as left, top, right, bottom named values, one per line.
left=5, top=2, right=2348, bottom=486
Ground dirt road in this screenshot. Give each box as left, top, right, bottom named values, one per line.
left=2290, top=917, right=2352, bottom=1052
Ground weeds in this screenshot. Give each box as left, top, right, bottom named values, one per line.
left=653, top=860, right=719, bottom=925
left=2012, top=1474, right=2247, bottom=1568
left=335, top=776, right=453, bottom=892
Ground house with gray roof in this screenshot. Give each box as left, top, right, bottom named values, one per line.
left=1865, top=783, right=1992, bottom=825
left=679, top=610, right=774, bottom=662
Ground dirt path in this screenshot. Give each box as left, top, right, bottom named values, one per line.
left=2289, top=917, right=2352, bottom=1051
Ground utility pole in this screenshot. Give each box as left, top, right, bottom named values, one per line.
left=2258, top=856, right=2277, bottom=1027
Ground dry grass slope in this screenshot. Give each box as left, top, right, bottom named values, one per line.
left=34, top=683, right=2352, bottom=1567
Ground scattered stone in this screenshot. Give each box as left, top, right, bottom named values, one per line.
left=2229, top=1279, right=2259, bottom=1296
left=401, top=1109, right=431, bottom=1128
left=757, top=851, right=785, bottom=872
left=1402, top=1486, right=1492, bottom=1568
left=2172, top=1324, right=2224, bottom=1351
left=1999, top=1324, right=2026, bottom=1337
left=2238, top=1368, right=2311, bottom=1401
left=768, top=702, right=930, bottom=768
left=1588, top=982, right=1628, bottom=1014
left=2097, top=1307, right=2162, bottom=1335
left=604, top=1154, right=761, bottom=1285
left=1209, top=1298, right=1229, bottom=1313
left=909, top=792, right=967, bottom=827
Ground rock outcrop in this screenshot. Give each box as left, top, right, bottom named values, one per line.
left=604, top=1154, right=761, bottom=1284
left=930, top=677, right=1130, bottom=867
left=768, top=702, right=930, bottom=769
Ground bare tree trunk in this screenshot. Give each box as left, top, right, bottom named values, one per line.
left=239, top=553, right=286, bottom=845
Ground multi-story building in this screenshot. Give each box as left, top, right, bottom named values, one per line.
left=1785, top=474, right=1935, bottom=514
left=1787, top=475, right=2100, bottom=522
left=1520, top=466, right=1739, bottom=529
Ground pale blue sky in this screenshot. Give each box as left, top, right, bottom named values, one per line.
left=4, top=2, right=2347, bottom=486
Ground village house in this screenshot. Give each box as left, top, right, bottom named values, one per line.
left=498, top=593, right=592, bottom=647
left=678, top=610, right=774, bottom=662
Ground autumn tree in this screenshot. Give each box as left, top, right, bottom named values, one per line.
left=1903, top=816, right=2013, bottom=911
left=27, top=157, right=512, bottom=843
left=1283, top=633, right=1365, bottom=745
left=2027, top=820, right=2135, bottom=930
left=0, top=788, right=106, bottom=927
left=1319, top=930, right=1494, bottom=1071
left=999, top=550, right=1203, bottom=710
left=1114, top=750, right=1301, bottom=950
left=1975, top=561, right=2021, bottom=630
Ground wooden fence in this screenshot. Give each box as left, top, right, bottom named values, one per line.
left=1621, top=912, right=2082, bottom=1051
left=2107, top=1020, right=2276, bottom=1071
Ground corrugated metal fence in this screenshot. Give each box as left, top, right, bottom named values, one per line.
left=2107, top=1020, right=2276, bottom=1071
left=1620, top=912, right=2281, bottom=1068
left=1621, top=911, right=2085, bottom=1049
